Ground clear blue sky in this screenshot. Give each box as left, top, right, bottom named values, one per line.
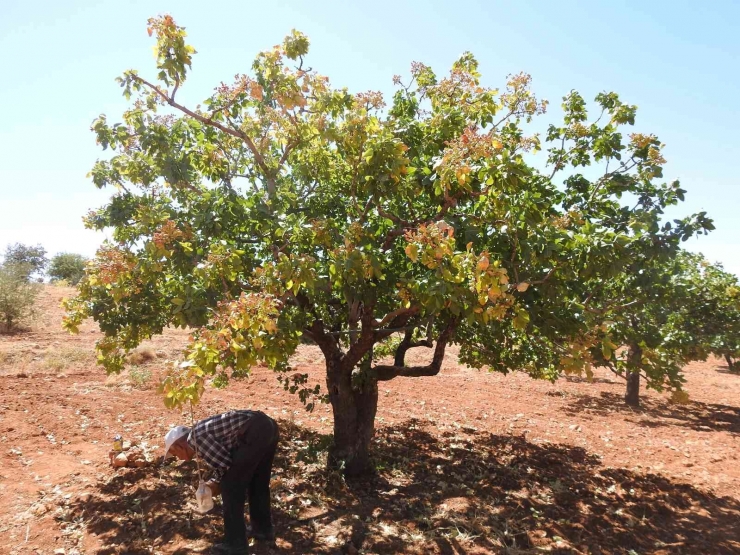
left=1, top=0, right=738, bottom=275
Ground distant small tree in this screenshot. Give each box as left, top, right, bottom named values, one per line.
left=49, top=253, right=89, bottom=285
left=3, top=243, right=48, bottom=280
left=579, top=251, right=739, bottom=407
left=669, top=254, right=740, bottom=372
left=0, top=263, right=40, bottom=332
left=581, top=252, right=701, bottom=407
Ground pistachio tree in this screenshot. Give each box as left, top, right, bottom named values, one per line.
left=574, top=251, right=706, bottom=407
left=551, top=248, right=740, bottom=407
left=669, top=253, right=740, bottom=372
left=64, top=16, right=712, bottom=474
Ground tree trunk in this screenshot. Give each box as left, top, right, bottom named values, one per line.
left=726, top=354, right=736, bottom=372
left=625, top=343, right=642, bottom=407
left=625, top=370, right=640, bottom=407
left=326, top=356, right=378, bottom=477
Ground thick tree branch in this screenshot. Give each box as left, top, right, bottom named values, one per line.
left=341, top=296, right=377, bottom=373
left=373, top=306, right=421, bottom=342
left=408, top=339, right=434, bottom=348
left=375, top=318, right=458, bottom=381
left=277, top=139, right=298, bottom=168
left=381, top=228, right=407, bottom=251
left=296, top=292, right=341, bottom=361
left=377, top=207, right=408, bottom=226
left=374, top=305, right=419, bottom=328
left=393, top=327, right=433, bottom=367
left=171, top=77, right=180, bottom=103
left=394, top=329, right=414, bottom=367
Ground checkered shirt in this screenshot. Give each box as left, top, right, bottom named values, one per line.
left=187, top=410, right=255, bottom=483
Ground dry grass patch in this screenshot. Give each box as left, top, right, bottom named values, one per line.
left=42, top=346, right=92, bottom=372
left=0, top=349, right=34, bottom=375
left=127, top=347, right=157, bottom=366
left=0, top=345, right=92, bottom=375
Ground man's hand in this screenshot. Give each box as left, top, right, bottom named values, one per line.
left=206, top=480, right=222, bottom=497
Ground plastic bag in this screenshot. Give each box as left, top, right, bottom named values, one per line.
left=194, top=480, right=214, bottom=513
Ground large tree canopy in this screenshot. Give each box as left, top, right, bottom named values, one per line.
left=64, top=16, right=713, bottom=474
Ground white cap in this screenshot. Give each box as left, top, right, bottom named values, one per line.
left=164, top=425, right=190, bottom=458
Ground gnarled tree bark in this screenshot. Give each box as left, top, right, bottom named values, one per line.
left=323, top=317, right=457, bottom=476
left=326, top=353, right=379, bottom=476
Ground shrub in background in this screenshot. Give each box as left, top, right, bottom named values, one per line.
left=3, top=243, right=48, bottom=280
left=49, top=253, right=88, bottom=285
left=0, top=263, right=41, bottom=332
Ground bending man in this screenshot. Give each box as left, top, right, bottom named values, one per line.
left=164, top=410, right=279, bottom=554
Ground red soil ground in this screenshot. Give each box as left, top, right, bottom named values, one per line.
left=1, top=286, right=739, bottom=554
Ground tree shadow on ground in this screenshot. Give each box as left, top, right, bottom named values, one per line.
left=563, top=391, right=740, bottom=435
left=715, top=363, right=740, bottom=376
left=74, top=418, right=740, bottom=554
left=0, top=325, right=32, bottom=335
left=69, top=463, right=222, bottom=554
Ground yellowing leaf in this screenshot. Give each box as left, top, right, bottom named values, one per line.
left=517, top=282, right=530, bottom=292
left=405, top=243, right=419, bottom=262
left=250, top=82, right=264, bottom=100
left=477, top=256, right=489, bottom=271
left=456, top=169, right=467, bottom=185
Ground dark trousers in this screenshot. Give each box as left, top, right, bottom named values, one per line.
left=220, top=412, right=279, bottom=548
